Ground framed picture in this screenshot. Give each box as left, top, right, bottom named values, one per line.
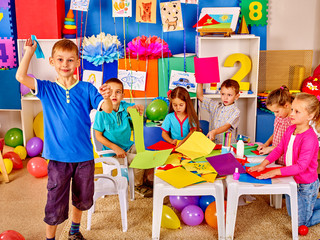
left=169, top=70, right=196, bottom=93
left=198, top=7, right=240, bottom=32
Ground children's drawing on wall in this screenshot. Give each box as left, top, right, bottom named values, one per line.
left=112, top=0, right=132, bottom=17
left=180, top=0, right=198, bottom=4
left=169, top=70, right=196, bottom=93
left=160, top=1, right=184, bottom=32
left=136, top=0, right=157, bottom=23
left=118, top=70, right=147, bottom=91
left=70, top=0, right=90, bottom=11
left=82, top=70, right=103, bottom=90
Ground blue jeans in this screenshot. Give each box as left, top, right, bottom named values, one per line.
left=286, top=179, right=320, bottom=227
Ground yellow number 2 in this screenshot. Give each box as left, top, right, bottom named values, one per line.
left=249, top=1, right=262, bottom=21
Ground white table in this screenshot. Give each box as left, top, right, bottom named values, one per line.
left=152, top=174, right=226, bottom=240
left=225, top=174, right=298, bottom=240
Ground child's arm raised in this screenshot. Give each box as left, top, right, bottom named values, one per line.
left=196, top=83, right=204, bottom=102
left=206, top=123, right=231, bottom=141
left=16, top=38, right=37, bottom=90
left=95, top=130, right=126, bottom=158
left=99, top=83, right=113, bottom=113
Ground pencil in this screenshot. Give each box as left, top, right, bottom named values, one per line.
left=223, top=132, right=226, bottom=147
left=228, top=132, right=232, bottom=147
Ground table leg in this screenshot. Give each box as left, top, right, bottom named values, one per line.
left=226, top=184, right=239, bottom=240
left=152, top=190, right=164, bottom=239
left=290, top=182, right=298, bottom=240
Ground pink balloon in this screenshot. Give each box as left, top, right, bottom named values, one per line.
left=27, top=157, right=47, bottom=178
left=20, top=83, right=30, bottom=96
left=0, top=230, right=25, bottom=240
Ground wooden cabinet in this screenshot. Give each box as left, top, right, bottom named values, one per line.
left=197, top=35, right=260, bottom=141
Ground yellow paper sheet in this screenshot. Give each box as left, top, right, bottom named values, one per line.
left=175, top=131, right=216, bottom=159
left=155, top=167, right=206, bottom=188
left=201, top=173, right=218, bottom=183
left=165, top=153, right=183, bottom=165
left=182, top=162, right=216, bottom=174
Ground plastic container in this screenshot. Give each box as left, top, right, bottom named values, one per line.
left=233, top=167, right=240, bottom=180
left=236, top=135, right=244, bottom=158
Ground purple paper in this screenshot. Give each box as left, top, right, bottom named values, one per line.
left=206, top=153, right=246, bottom=176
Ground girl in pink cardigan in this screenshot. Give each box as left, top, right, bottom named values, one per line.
left=249, top=93, right=320, bottom=227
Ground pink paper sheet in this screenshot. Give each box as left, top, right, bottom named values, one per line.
left=194, top=57, right=220, bottom=83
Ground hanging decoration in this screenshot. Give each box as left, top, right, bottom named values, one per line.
left=136, top=0, right=157, bottom=23
left=70, top=0, right=90, bottom=11
left=81, top=32, right=124, bottom=66
left=160, top=1, right=184, bottom=32
left=112, top=0, right=132, bottom=17
left=127, top=35, right=172, bottom=60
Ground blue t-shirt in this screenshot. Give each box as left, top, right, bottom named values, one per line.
left=35, top=79, right=103, bottom=162
left=93, top=101, right=134, bottom=155
left=161, top=112, right=191, bottom=140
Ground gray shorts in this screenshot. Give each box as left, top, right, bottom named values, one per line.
left=44, top=160, right=94, bottom=225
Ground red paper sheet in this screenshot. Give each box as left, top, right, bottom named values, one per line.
left=245, top=167, right=284, bottom=179
left=251, top=150, right=261, bottom=155
left=147, top=140, right=176, bottom=151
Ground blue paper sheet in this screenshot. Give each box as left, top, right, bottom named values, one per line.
left=31, top=35, right=45, bottom=59
left=239, top=173, right=272, bottom=184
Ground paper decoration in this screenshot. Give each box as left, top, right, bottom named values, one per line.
left=70, top=0, right=90, bottom=11
left=180, top=0, right=198, bottom=4
left=136, top=0, right=157, bottom=23
left=155, top=167, right=206, bottom=188
left=113, top=0, right=132, bottom=17
left=175, top=131, right=216, bottom=160
left=245, top=167, right=284, bottom=179
left=239, top=173, right=272, bottom=184
left=160, top=1, right=184, bottom=32
left=169, top=70, right=196, bottom=93
left=147, top=140, right=176, bottom=151
left=0, top=38, right=16, bottom=68
left=118, top=69, right=147, bottom=91
left=239, top=0, right=268, bottom=26
left=206, top=153, right=246, bottom=176
left=82, top=70, right=103, bottom=89
left=194, top=57, right=220, bottom=83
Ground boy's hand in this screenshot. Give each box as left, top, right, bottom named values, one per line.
left=206, top=129, right=217, bottom=141
left=114, top=146, right=126, bottom=158
left=99, top=83, right=112, bottom=99
left=248, top=164, right=266, bottom=172
left=24, top=38, right=37, bottom=54
left=131, top=104, right=144, bottom=115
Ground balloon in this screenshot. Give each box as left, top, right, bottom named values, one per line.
left=3, top=152, right=23, bottom=169
left=298, top=225, right=308, bottom=235
left=161, top=205, right=181, bottom=229
left=169, top=196, right=200, bottom=212
left=0, top=159, right=13, bottom=174
left=0, top=230, right=25, bottom=240
left=205, top=201, right=227, bottom=229
left=20, top=83, right=30, bottom=96
left=181, top=205, right=204, bottom=226
left=4, top=128, right=23, bottom=148
left=33, top=111, right=44, bottom=141
left=26, top=137, right=43, bottom=157
left=27, top=157, right=48, bottom=178
left=199, top=195, right=215, bottom=213
left=146, top=99, right=168, bottom=121
left=14, top=146, right=27, bottom=160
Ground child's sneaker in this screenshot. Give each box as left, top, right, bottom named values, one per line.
left=68, top=231, right=86, bottom=240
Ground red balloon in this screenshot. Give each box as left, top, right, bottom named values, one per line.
left=27, top=157, right=48, bottom=178
left=3, top=152, right=23, bottom=169
left=0, top=230, right=25, bottom=240
left=298, top=225, right=308, bottom=236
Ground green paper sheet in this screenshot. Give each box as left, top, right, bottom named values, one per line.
left=128, top=108, right=145, bottom=153
left=129, top=149, right=173, bottom=169
left=232, top=143, right=259, bottom=156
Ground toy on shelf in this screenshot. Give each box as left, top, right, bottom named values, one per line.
left=301, top=64, right=320, bottom=98
left=237, top=16, right=249, bottom=34
left=63, top=9, right=77, bottom=39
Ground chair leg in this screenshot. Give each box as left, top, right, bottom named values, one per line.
left=87, top=206, right=93, bottom=230
left=118, top=190, right=128, bottom=232
left=274, top=194, right=283, bottom=209
left=128, top=167, right=135, bottom=200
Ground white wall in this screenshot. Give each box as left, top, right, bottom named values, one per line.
left=267, top=0, right=320, bottom=69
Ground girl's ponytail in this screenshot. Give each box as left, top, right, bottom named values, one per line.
left=266, top=85, right=293, bottom=107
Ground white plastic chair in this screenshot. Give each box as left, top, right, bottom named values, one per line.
left=87, top=157, right=129, bottom=232
left=91, top=127, right=135, bottom=200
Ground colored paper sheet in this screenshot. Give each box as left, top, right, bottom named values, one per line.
left=245, top=167, right=283, bottom=179
left=129, top=149, right=172, bottom=169
left=175, top=131, right=216, bottom=159
left=244, top=163, right=260, bottom=167
left=155, top=167, right=206, bottom=188
left=147, top=140, right=176, bottom=151
left=182, top=162, right=216, bottom=174
left=31, top=35, right=45, bottom=59
left=165, top=153, right=183, bottom=165
left=194, top=57, right=220, bottom=83
left=192, top=14, right=219, bottom=28
left=128, top=108, right=145, bottom=153
left=206, top=153, right=246, bottom=176
left=157, top=164, right=180, bottom=170
left=239, top=173, right=272, bottom=184
left=201, top=173, right=217, bottom=183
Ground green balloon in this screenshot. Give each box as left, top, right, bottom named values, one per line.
left=146, top=99, right=168, bottom=121
left=4, top=128, right=23, bottom=147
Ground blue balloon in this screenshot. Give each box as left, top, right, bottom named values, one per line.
left=199, top=196, right=215, bottom=213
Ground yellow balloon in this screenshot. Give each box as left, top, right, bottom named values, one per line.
left=33, top=111, right=44, bottom=141
left=0, top=158, right=13, bottom=174
left=14, top=145, right=27, bottom=160
left=161, top=205, right=181, bottom=229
